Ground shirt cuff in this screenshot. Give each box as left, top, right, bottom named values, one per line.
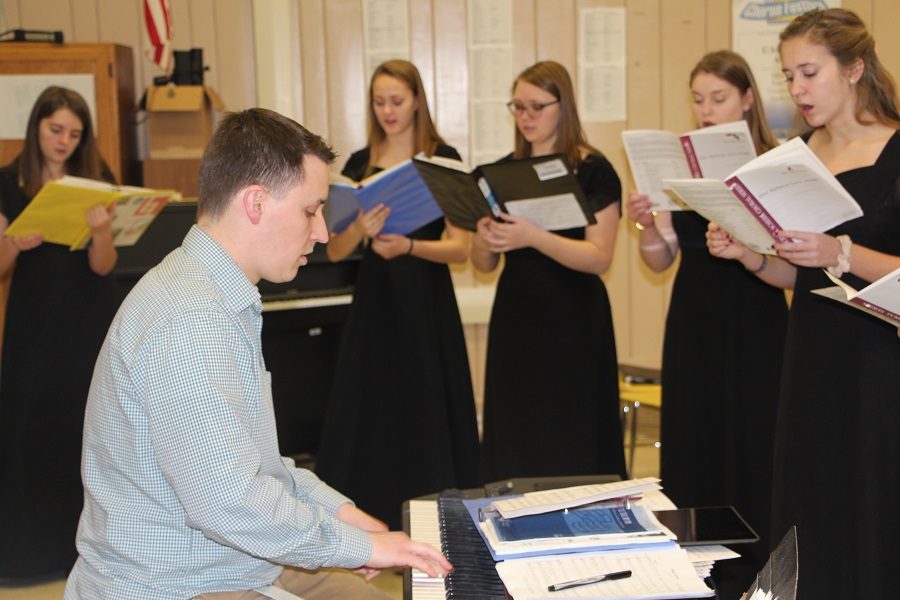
left=328, top=521, right=373, bottom=568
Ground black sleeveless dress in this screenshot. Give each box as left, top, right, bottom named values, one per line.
left=770, top=131, right=900, bottom=599
left=0, top=164, right=120, bottom=579
left=480, top=153, right=627, bottom=482
left=314, top=145, right=481, bottom=529
left=661, top=209, right=788, bottom=597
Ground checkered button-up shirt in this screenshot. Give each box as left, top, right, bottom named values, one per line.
left=65, top=226, right=371, bottom=600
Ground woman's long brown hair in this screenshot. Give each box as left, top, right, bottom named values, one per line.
left=17, top=86, right=107, bottom=197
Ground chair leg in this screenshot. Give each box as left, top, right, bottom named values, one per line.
left=621, top=400, right=636, bottom=477
left=629, top=401, right=638, bottom=476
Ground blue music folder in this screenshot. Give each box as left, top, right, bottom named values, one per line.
left=491, top=505, right=659, bottom=542
left=325, top=160, right=444, bottom=235
left=461, top=496, right=673, bottom=561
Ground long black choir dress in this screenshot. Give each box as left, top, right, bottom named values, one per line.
left=0, top=163, right=120, bottom=580
left=660, top=209, right=788, bottom=597
left=480, top=153, right=626, bottom=483
left=314, top=145, right=481, bottom=529
left=770, top=131, right=900, bottom=600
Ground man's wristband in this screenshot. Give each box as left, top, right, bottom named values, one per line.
left=406, top=238, right=415, bottom=256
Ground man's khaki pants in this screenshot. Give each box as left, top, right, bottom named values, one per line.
left=193, top=567, right=392, bottom=600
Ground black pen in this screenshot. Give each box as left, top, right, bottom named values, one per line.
left=547, top=569, right=632, bottom=592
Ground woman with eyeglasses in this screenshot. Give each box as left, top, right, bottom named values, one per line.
left=625, top=51, right=787, bottom=597
left=315, top=60, right=480, bottom=530
left=472, top=60, right=626, bottom=483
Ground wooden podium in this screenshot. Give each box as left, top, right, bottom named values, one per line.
left=0, top=43, right=137, bottom=184
left=143, top=158, right=201, bottom=198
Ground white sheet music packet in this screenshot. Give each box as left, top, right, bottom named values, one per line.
left=662, top=137, right=863, bottom=255
left=812, top=267, right=900, bottom=325
left=622, top=121, right=757, bottom=210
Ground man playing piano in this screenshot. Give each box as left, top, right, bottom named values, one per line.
left=64, top=108, right=451, bottom=600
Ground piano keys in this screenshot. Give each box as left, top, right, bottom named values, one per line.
left=405, top=493, right=506, bottom=600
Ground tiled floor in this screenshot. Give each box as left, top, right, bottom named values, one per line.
left=0, top=405, right=661, bottom=600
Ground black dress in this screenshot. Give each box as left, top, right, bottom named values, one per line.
left=314, top=145, right=481, bottom=529
left=480, top=153, right=626, bottom=482
left=0, top=164, right=120, bottom=579
left=660, top=209, right=788, bottom=597
left=770, top=131, right=900, bottom=600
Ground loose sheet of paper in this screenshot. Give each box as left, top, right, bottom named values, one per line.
left=496, top=545, right=714, bottom=599
left=491, top=478, right=661, bottom=519
left=504, top=194, right=588, bottom=231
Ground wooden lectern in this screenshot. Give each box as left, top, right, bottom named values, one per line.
left=0, top=43, right=137, bottom=184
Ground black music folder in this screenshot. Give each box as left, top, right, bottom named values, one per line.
left=412, top=153, right=597, bottom=232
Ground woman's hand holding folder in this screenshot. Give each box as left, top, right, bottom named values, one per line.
left=352, top=204, right=391, bottom=239
left=474, top=213, right=541, bottom=254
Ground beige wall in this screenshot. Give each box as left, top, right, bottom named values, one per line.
left=4, top=0, right=900, bottom=385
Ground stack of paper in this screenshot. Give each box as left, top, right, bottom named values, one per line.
left=458, top=479, right=723, bottom=598
left=685, top=545, right=741, bottom=579
left=495, top=545, right=715, bottom=599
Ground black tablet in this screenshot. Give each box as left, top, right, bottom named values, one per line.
left=653, top=506, right=759, bottom=546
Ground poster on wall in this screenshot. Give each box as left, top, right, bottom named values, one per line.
left=578, top=7, right=626, bottom=123
left=363, top=0, right=410, bottom=81
left=0, top=74, right=96, bottom=139
left=732, top=0, right=840, bottom=140
left=467, top=0, right=514, bottom=167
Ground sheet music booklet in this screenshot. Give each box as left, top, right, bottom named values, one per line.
left=324, top=160, right=444, bottom=235
left=324, top=154, right=597, bottom=235
left=662, top=137, right=863, bottom=255
left=812, top=267, right=900, bottom=325
left=4, top=175, right=178, bottom=250
left=622, top=120, right=757, bottom=210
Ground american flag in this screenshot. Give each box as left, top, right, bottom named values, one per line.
left=143, top=0, right=173, bottom=74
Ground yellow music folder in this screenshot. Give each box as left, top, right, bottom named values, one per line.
left=4, top=176, right=180, bottom=250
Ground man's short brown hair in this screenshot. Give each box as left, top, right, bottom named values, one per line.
left=197, top=108, right=336, bottom=221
